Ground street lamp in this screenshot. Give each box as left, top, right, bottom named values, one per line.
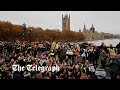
left=22, top=23, right=26, bottom=42
left=30, top=29, right=32, bottom=45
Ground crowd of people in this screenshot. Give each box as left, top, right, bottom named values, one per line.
left=0, top=40, right=120, bottom=79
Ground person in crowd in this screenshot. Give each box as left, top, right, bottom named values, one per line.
left=106, top=54, right=120, bottom=79
left=98, top=49, right=107, bottom=69
left=116, top=42, right=120, bottom=53
left=0, top=41, right=120, bottom=79
left=87, top=45, right=96, bottom=65
left=94, top=46, right=100, bottom=68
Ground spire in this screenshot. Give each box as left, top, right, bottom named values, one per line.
left=83, top=23, right=86, bottom=32
left=79, top=28, right=81, bottom=32
left=92, top=24, right=94, bottom=28
left=91, top=24, right=95, bottom=29
left=84, top=23, right=86, bottom=29
left=84, top=23, right=86, bottom=28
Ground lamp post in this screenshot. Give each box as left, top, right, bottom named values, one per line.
left=30, top=29, right=32, bottom=45
left=22, top=23, right=26, bottom=42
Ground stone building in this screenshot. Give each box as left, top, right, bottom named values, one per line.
left=61, top=14, right=105, bottom=41
left=83, top=24, right=104, bottom=41
left=62, top=14, right=70, bottom=31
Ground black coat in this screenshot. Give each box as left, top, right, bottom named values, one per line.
left=18, top=60, right=26, bottom=67
left=13, top=71, right=24, bottom=79
left=88, top=51, right=96, bottom=62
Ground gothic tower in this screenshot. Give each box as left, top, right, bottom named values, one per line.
left=83, top=23, right=86, bottom=32
left=90, top=24, right=95, bottom=33
left=62, top=14, right=70, bottom=31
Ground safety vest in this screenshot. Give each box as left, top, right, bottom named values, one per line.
left=80, top=64, right=86, bottom=74
left=16, top=47, right=20, bottom=49
left=27, top=47, right=32, bottom=50
left=50, top=50, right=54, bottom=56
left=0, top=67, right=4, bottom=72
left=108, top=48, right=115, bottom=53
left=50, top=52, right=54, bottom=56
left=55, top=43, right=59, bottom=49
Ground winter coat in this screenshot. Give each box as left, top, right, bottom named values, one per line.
left=99, top=51, right=107, bottom=62
left=13, top=71, right=24, bottom=79
left=106, top=58, right=120, bottom=73
left=88, top=51, right=96, bottom=62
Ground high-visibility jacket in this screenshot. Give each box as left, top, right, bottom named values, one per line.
left=50, top=50, right=54, bottom=56
left=27, top=47, right=32, bottom=50
left=16, top=46, right=20, bottom=50
left=108, top=48, right=115, bottom=53
left=80, top=64, right=86, bottom=74
left=0, top=67, right=4, bottom=72
left=55, top=43, right=59, bottom=49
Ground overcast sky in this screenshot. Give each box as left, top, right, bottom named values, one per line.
left=0, top=11, right=120, bottom=34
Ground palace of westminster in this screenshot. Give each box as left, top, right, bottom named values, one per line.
left=62, top=14, right=105, bottom=41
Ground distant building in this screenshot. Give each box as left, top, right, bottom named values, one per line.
left=103, top=33, right=114, bottom=39
left=104, top=33, right=112, bottom=36
left=83, top=24, right=95, bottom=33
left=79, top=28, right=81, bottom=32
left=83, top=24, right=87, bottom=32
left=53, top=29, right=60, bottom=31
left=90, top=24, right=95, bottom=33
left=117, top=34, right=120, bottom=36
left=82, top=24, right=104, bottom=40
left=62, top=14, right=70, bottom=31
